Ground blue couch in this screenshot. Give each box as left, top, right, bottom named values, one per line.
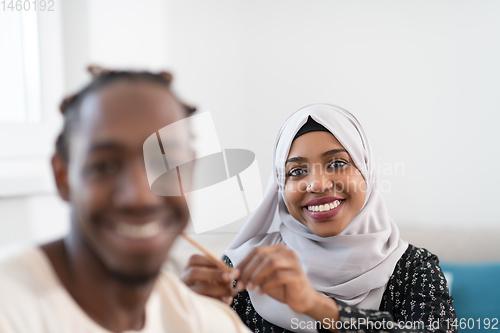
left=440, top=262, right=500, bottom=332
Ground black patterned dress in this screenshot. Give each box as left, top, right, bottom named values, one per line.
left=222, top=244, right=457, bottom=333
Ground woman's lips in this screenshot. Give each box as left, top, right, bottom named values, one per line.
left=304, top=196, right=344, bottom=207
left=303, top=200, right=345, bottom=221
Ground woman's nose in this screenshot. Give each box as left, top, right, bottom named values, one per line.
left=306, top=176, right=334, bottom=193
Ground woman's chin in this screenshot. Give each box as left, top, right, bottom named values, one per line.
left=314, top=229, right=342, bottom=238
left=297, top=210, right=348, bottom=237
left=304, top=220, right=346, bottom=238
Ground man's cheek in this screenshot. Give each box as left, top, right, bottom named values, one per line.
left=73, top=188, right=106, bottom=225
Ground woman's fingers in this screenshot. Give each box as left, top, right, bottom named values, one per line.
left=236, top=244, right=290, bottom=290
left=257, top=269, right=297, bottom=295
left=248, top=250, right=298, bottom=289
left=186, top=254, right=239, bottom=277
left=187, top=254, right=226, bottom=269
left=237, top=244, right=285, bottom=269
left=236, top=253, right=266, bottom=289
left=189, top=283, right=239, bottom=301
left=233, top=246, right=317, bottom=313
left=181, top=254, right=238, bottom=286
left=181, top=265, right=230, bottom=286
left=257, top=269, right=317, bottom=314
left=181, top=254, right=240, bottom=302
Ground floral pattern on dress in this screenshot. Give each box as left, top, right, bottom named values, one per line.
left=222, top=245, right=457, bottom=333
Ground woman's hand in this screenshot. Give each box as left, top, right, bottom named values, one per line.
left=235, top=244, right=321, bottom=314
left=181, top=254, right=239, bottom=305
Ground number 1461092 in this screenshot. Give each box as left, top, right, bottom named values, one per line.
left=2, top=0, right=54, bottom=11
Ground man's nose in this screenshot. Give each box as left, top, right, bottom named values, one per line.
left=116, top=159, right=162, bottom=209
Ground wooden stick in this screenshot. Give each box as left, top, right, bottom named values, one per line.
left=182, top=232, right=232, bottom=272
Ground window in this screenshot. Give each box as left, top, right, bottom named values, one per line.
left=0, top=9, right=64, bottom=196
left=0, top=10, right=41, bottom=123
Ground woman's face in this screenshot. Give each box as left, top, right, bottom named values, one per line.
left=283, top=131, right=367, bottom=237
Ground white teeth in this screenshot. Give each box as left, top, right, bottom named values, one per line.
left=307, top=200, right=343, bottom=212
left=116, top=221, right=161, bottom=239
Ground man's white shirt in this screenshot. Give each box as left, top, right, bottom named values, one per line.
left=0, top=248, right=250, bottom=333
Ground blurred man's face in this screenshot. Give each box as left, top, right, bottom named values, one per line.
left=64, top=80, right=192, bottom=282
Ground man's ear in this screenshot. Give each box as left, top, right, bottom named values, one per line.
left=51, top=153, right=70, bottom=202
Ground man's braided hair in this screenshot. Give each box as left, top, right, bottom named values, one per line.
left=56, top=65, right=196, bottom=162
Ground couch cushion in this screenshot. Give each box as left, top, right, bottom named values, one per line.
left=440, top=262, right=500, bottom=327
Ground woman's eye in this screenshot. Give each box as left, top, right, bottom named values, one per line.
left=328, top=160, right=348, bottom=169
left=288, top=168, right=307, bottom=177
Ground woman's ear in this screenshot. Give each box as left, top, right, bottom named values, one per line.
left=51, top=154, right=70, bottom=202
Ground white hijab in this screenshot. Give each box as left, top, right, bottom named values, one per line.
left=224, top=104, right=408, bottom=332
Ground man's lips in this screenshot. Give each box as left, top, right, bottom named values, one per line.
left=100, top=211, right=180, bottom=238
left=103, top=210, right=178, bottom=225
left=115, top=220, right=163, bottom=239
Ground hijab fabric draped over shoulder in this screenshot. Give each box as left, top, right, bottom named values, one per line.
left=224, top=104, right=408, bottom=332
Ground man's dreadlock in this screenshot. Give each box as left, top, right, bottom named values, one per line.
left=56, top=65, right=196, bottom=162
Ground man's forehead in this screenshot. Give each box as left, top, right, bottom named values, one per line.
left=79, top=84, right=185, bottom=134
left=82, top=81, right=180, bottom=116
left=73, top=82, right=190, bottom=153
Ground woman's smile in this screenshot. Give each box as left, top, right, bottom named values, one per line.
left=284, top=131, right=367, bottom=237
left=302, top=196, right=345, bottom=221
left=304, top=200, right=344, bottom=222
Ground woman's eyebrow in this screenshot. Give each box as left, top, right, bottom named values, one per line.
left=285, top=156, right=307, bottom=164
left=321, top=149, right=348, bottom=157
left=285, top=149, right=348, bottom=164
